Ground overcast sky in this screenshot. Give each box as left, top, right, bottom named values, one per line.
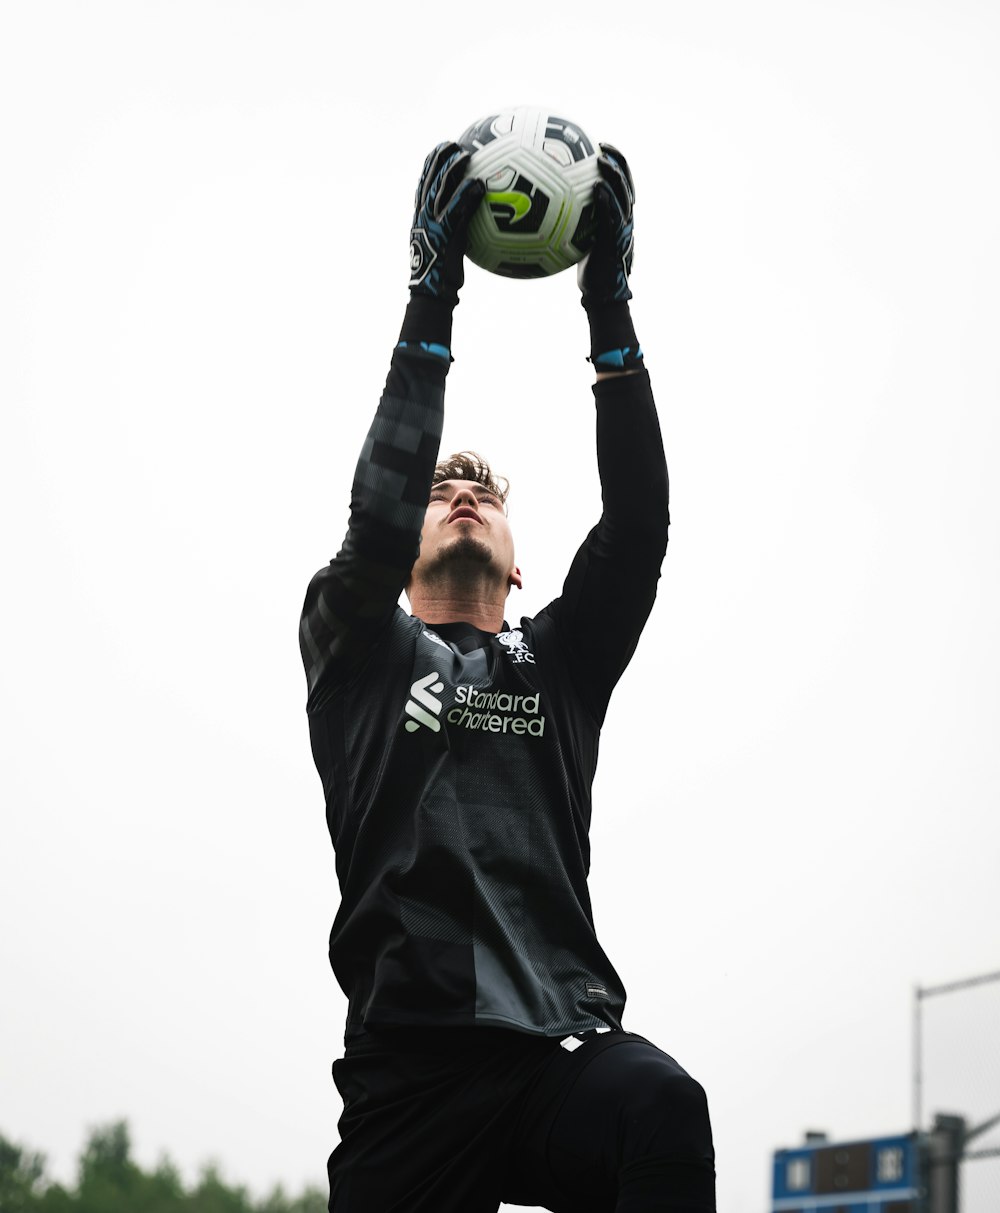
left=2, top=3, right=998, bottom=1211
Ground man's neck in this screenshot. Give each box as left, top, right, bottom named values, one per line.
left=407, top=581, right=507, bottom=634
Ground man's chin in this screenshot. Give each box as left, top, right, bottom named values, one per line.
left=439, top=533, right=493, bottom=565
left=420, top=534, right=498, bottom=585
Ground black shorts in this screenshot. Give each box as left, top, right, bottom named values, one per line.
left=328, top=1025, right=715, bottom=1212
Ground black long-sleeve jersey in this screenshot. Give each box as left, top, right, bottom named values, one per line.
left=300, top=345, right=669, bottom=1045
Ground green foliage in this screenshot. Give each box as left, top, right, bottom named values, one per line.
left=0, top=1135, right=48, bottom=1211
left=255, top=1187, right=326, bottom=1213
left=0, top=1124, right=325, bottom=1213
left=76, top=1122, right=143, bottom=1213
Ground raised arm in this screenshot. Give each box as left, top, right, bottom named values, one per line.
left=299, top=145, right=484, bottom=712
left=545, top=146, right=671, bottom=720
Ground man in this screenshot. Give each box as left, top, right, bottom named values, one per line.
left=299, top=140, right=715, bottom=1212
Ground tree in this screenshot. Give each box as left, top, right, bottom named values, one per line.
left=0, top=1134, right=48, bottom=1212
left=76, top=1121, right=142, bottom=1213
left=256, top=1185, right=326, bottom=1213
left=0, top=1123, right=325, bottom=1213
left=188, top=1163, right=253, bottom=1213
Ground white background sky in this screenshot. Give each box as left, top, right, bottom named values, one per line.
left=2, top=2, right=999, bottom=1211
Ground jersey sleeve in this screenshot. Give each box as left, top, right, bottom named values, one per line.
left=299, top=347, right=446, bottom=712
left=542, top=368, right=669, bottom=722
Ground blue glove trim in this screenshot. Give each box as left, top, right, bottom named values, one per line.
left=397, top=340, right=451, bottom=361
left=593, top=345, right=644, bottom=369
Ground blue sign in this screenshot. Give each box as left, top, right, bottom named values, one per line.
left=772, top=1133, right=920, bottom=1212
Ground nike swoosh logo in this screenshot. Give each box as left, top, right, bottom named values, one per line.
left=487, top=191, right=532, bottom=223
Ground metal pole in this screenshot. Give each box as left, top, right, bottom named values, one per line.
left=919, top=968, right=1000, bottom=998
left=912, top=968, right=1000, bottom=1132
left=912, top=966, right=1000, bottom=1205
left=913, top=983, right=923, bottom=1133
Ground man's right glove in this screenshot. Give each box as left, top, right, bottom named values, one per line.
left=578, top=144, right=636, bottom=309
left=577, top=144, right=642, bottom=372
left=408, top=142, right=485, bottom=306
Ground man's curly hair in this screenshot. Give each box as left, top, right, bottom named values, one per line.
left=431, top=451, right=510, bottom=507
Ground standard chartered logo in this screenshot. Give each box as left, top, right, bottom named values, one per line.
left=448, top=686, right=545, bottom=737
left=403, top=678, right=546, bottom=738
left=404, top=672, right=444, bottom=733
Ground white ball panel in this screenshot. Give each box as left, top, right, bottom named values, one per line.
left=461, top=106, right=601, bottom=278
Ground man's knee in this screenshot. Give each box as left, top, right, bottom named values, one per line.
left=618, top=1065, right=715, bottom=1211
left=622, top=1062, right=714, bottom=1162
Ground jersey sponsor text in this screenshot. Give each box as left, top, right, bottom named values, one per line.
left=448, top=685, right=545, bottom=737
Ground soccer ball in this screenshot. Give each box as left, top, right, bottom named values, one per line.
left=458, top=107, right=601, bottom=279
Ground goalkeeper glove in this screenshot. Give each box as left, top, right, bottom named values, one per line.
left=408, top=142, right=485, bottom=306
left=578, top=144, right=636, bottom=309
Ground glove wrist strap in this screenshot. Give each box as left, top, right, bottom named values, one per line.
left=399, top=296, right=455, bottom=357
left=585, top=301, right=643, bottom=370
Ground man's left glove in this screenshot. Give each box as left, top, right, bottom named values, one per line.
left=578, top=143, right=636, bottom=310
left=408, top=142, right=486, bottom=306
left=577, top=144, right=643, bottom=372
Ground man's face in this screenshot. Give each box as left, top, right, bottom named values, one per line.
left=409, top=479, right=522, bottom=595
